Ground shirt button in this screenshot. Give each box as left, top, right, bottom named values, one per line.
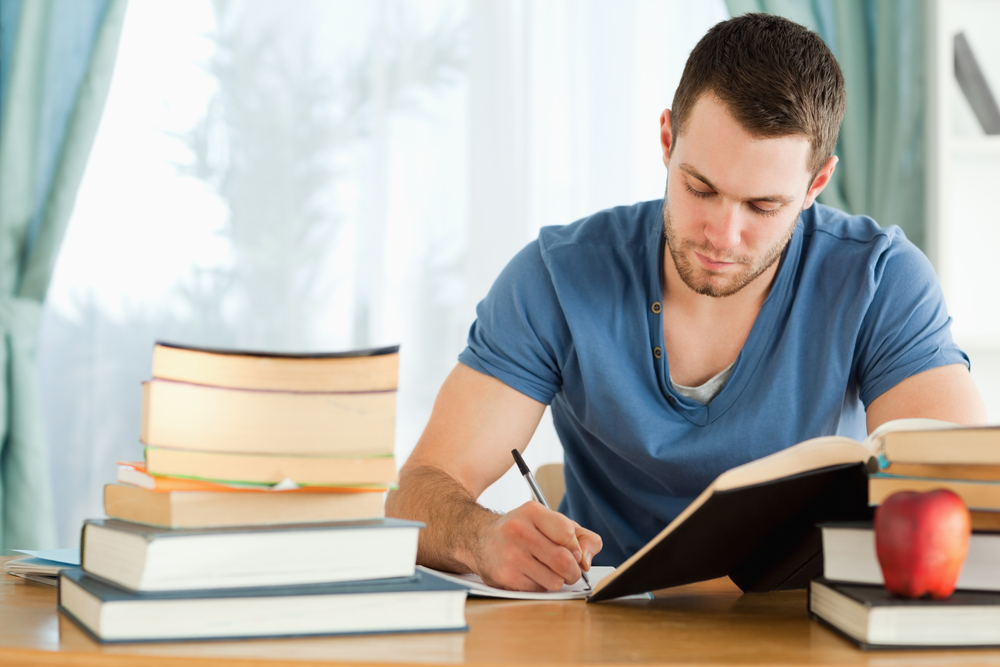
left=653, top=347, right=663, bottom=359
left=651, top=302, right=662, bottom=314
left=666, top=395, right=676, bottom=405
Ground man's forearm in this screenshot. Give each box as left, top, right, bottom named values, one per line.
left=385, top=464, right=500, bottom=574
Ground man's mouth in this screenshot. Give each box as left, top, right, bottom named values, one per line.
left=693, top=251, right=738, bottom=271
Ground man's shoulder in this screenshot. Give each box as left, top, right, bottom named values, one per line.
left=798, top=204, right=922, bottom=273
left=801, top=203, right=903, bottom=246
left=537, top=199, right=663, bottom=255
left=796, top=204, right=936, bottom=293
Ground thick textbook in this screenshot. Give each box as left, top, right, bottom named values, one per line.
left=143, top=446, right=397, bottom=487
left=587, top=419, right=958, bottom=602
left=809, top=578, right=1000, bottom=649
left=878, top=461, right=1000, bottom=482
left=104, top=483, right=386, bottom=528
left=80, top=517, right=422, bottom=591
left=821, top=521, right=1000, bottom=592
left=881, top=425, right=1000, bottom=464
left=588, top=438, right=874, bottom=601
left=141, top=378, right=396, bottom=456
left=869, top=474, right=1000, bottom=511
left=152, top=341, right=400, bottom=392
left=58, top=568, right=467, bottom=643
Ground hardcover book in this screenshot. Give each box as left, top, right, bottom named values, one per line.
left=58, top=568, right=467, bottom=643
left=588, top=419, right=960, bottom=602
left=809, top=578, right=1000, bottom=649
left=81, top=517, right=422, bottom=591
left=588, top=440, right=874, bottom=601
left=588, top=419, right=955, bottom=602
left=151, top=341, right=400, bottom=392
left=820, top=521, right=1000, bottom=592
left=869, top=474, right=1000, bottom=511
left=141, top=378, right=396, bottom=456
left=881, top=425, right=1000, bottom=465
left=103, top=482, right=387, bottom=529
left=143, top=446, right=397, bottom=487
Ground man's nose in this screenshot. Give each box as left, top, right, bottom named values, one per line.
left=703, top=205, right=741, bottom=250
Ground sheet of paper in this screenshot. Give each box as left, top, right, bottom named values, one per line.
left=4, top=557, right=74, bottom=575
left=6, top=571, right=59, bottom=586
left=11, top=548, right=81, bottom=566
left=419, top=565, right=650, bottom=600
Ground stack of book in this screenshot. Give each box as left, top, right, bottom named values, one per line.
left=808, top=424, right=1000, bottom=649
left=59, top=342, right=468, bottom=642
left=106, top=342, right=403, bottom=528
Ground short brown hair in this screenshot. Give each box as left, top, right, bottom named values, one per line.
left=671, top=13, right=845, bottom=177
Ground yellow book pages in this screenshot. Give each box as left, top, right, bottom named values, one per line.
left=869, top=475, right=1000, bottom=511
left=882, top=426, right=1000, bottom=465
left=144, top=447, right=398, bottom=486
left=879, top=461, right=1000, bottom=482
left=152, top=342, right=399, bottom=392
left=140, top=379, right=395, bottom=456
left=103, top=484, right=386, bottom=529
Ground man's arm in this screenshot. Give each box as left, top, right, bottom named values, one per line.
left=385, top=363, right=602, bottom=592
left=866, top=363, right=987, bottom=432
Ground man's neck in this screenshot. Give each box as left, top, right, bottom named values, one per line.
left=660, top=251, right=781, bottom=387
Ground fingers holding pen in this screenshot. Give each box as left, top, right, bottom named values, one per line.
left=575, top=525, right=603, bottom=572
left=475, top=501, right=603, bottom=592
left=529, top=501, right=597, bottom=575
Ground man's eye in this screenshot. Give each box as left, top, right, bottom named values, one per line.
left=685, top=183, right=713, bottom=198
left=749, top=203, right=781, bottom=217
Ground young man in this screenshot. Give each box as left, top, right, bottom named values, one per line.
left=386, top=13, right=987, bottom=592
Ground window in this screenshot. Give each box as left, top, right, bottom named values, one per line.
left=42, top=0, right=727, bottom=545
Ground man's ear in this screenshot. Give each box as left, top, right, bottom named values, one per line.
left=659, top=109, right=673, bottom=169
left=803, top=155, right=838, bottom=209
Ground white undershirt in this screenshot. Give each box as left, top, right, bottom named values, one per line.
left=670, top=361, right=736, bottom=406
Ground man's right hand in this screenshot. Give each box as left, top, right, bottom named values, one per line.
left=385, top=363, right=604, bottom=592
left=472, top=501, right=603, bottom=592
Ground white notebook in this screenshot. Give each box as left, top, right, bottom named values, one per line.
left=416, top=565, right=651, bottom=600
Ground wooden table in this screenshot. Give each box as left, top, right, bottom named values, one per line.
left=4, top=563, right=1000, bottom=667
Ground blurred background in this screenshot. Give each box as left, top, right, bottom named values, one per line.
left=1, top=0, right=998, bottom=549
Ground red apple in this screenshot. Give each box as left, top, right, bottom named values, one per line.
left=874, top=489, right=972, bottom=599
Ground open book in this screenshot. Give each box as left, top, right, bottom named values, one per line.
left=587, top=418, right=957, bottom=602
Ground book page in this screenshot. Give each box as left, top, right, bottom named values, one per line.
left=714, top=436, right=870, bottom=491
left=712, top=418, right=961, bottom=493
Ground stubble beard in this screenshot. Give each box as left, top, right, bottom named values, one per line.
left=661, top=197, right=799, bottom=299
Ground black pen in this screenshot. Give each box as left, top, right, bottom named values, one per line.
left=511, top=449, right=593, bottom=591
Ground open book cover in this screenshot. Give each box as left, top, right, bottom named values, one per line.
left=587, top=419, right=956, bottom=602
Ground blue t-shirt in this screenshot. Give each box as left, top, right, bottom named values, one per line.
left=457, top=200, right=968, bottom=565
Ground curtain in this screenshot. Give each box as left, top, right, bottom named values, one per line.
left=725, top=0, right=928, bottom=249
left=0, top=0, right=127, bottom=550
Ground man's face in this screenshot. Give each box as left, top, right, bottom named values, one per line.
left=661, top=93, right=823, bottom=298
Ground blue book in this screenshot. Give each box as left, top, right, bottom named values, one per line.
left=58, top=568, right=468, bottom=643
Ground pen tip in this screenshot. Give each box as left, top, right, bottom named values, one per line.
left=511, top=449, right=530, bottom=476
